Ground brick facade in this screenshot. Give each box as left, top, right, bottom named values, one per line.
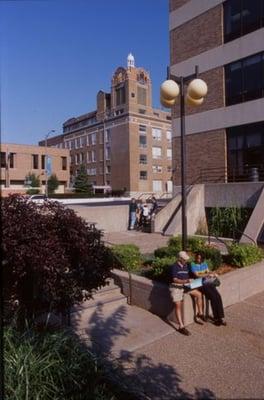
left=169, top=0, right=189, bottom=12
left=172, top=129, right=226, bottom=185
left=170, top=4, right=223, bottom=65
left=172, top=67, right=225, bottom=118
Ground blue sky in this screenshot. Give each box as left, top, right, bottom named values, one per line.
left=1, top=0, right=169, bottom=145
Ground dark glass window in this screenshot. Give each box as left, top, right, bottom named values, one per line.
left=32, top=154, right=39, bottom=169
left=41, top=155, right=46, bottom=169
left=227, top=121, right=264, bottom=181
left=1, top=152, right=6, bottom=168
left=224, top=0, right=264, bottom=43
left=116, top=86, right=126, bottom=105
left=9, top=153, right=15, bottom=168
left=139, top=154, right=147, bottom=164
left=139, top=135, right=147, bottom=148
left=61, top=156, right=67, bottom=170
left=140, top=171, right=147, bottom=180
left=225, top=52, right=264, bottom=105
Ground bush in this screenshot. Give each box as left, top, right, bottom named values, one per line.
left=167, top=235, right=206, bottom=252
left=111, top=244, right=142, bottom=272
left=206, top=207, right=252, bottom=239
left=144, top=257, right=175, bottom=284
left=199, top=246, right=222, bottom=270
left=2, top=195, right=111, bottom=330
left=26, top=188, right=40, bottom=195
left=227, top=243, right=264, bottom=268
left=4, top=327, right=128, bottom=400
left=154, top=246, right=179, bottom=259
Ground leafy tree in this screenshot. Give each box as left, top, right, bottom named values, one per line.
left=74, top=164, right=92, bottom=193
left=48, top=173, right=59, bottom=194
left=2, top=195, right=112, bottom=330
left=25, top=173, right=40, bottom=194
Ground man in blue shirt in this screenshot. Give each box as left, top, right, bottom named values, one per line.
left=170, top=251, right=204, bottom=336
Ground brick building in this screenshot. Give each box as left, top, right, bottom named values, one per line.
left=169, top=0, right=264, bottom=186
left=41, top=55, right=172, bottom=195
left=0, top=143, right=70, bottom=195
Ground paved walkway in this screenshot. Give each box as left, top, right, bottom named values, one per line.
left=73, top=291, right=264, bottom=399
left=104, top=231, right=229, bottom=255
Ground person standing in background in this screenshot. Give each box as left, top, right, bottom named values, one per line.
left=129, top=198, right=137, bottom=230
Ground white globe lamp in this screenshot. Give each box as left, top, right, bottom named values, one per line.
left=187, top=79, right=208, bottom=100
left=160, top=80, right=180, bottom=101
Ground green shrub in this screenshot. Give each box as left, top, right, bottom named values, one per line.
left=26, top=188, right=40, bottom=195
left=167, top=235, right=206, bottom=252
left=227, top=243, right=264, bottom=267
left=154, top=246, right=178, bottom=259
left=111, top=244, right=142, bottom=272
left=201, top=246, right=222, bottom=270
left=144, top=257, right=175, bottom=283
left=206, top=207, right=252, bottom=239
left=4, top=327, right=121, bottom=400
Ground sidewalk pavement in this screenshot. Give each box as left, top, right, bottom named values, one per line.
left=73, top=291, right=264, bottom=399
left=103, top=230, right=229, bottom=255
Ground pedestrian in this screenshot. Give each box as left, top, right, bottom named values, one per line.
left=150, top=195, right=158, bottom=217
left=190, top=252, right=226, bottom=326
left=170, top=251, right=204, bottom=336
left=141, top=202, right=150, bottom=226
left=129, top=198, right=137, bottom=230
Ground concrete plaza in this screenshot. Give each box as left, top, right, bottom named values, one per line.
left=73, top=290, right=264, bottom=399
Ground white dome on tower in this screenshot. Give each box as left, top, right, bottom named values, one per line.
left=127, top=53, right=135, bottom=68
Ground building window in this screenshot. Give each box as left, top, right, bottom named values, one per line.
left=153, top=180, right=162, bottom=192
left=106, top=146, right=110, bottom=160
left=167, top=149, right=172, bottom=159
left=152, top=128, right=162, bottom=141
left=9, top=153, right=15, bottom=168
left=75, top=138, right=80, bottom=149
left=131, top=92, right=135, bottom=98
left=71, top=154, right=74, bottom=164
left=81, top=136, right=86, bottom=147
left=152, top=147, right=162, bottom=159
left=75, top=154, right=80, bottom=164
left=32, top=154, right=39, bottom=169
left=116, top=86, right=126, bottom=105
left=139, top=154, right=147, bottom=164
left=140, top=171, right=147, bottom=180
left=91, top=150, right=96, bottom=162
left=139, top=135, right=147, bottom=148
left=152, top=165, right=162, bottom=173
left=87, top=151, right=91, bottom=163
left=167, top=165, right=172, bottom=173
left=138, top=109, right=146, bottom=114
left=71, top=140, right=75, bottom=149
left=166, top=115, right=171, bottom=121
left=227, top=121, right=264, bottom=181
left=225, top=52, right=264, bottom=105
left=105, top=129, right=111, bottom=143
left=106, top=165, right=111, bottom=174
left=91, top=133, right=96, bottom=145
left=166, top=131, right=172, bottom=141
left=0, top=152, right=6, bottom=168
left=61, top=156, right=67, bottom=170
left=224, top=0, right=264, bottom=43
left=80, top=152, right=84, bottom=164
left=137, top=87, right=147, bottom=105
left=41, top=155, right=45, bottom=169
left=153, top=112, right=159, bottom=117
left=139, top=124, right=147, bottom=133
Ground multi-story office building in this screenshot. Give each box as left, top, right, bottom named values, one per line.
left=0, top=143, right=70, bottom=195
left=169, top=0, right=264, bottom=186
left=41, top=55, right=172, bottom=194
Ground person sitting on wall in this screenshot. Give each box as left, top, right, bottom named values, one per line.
left=190, top=252, right=226, bottom=326
left=129, top=198, right=137, bottom=230
left=170, top=251, right=204, bottom=336
left=141, top=203, right=150, bottom=226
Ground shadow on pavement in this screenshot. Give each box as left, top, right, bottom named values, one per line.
left=72, top=301, right=216, bottom=400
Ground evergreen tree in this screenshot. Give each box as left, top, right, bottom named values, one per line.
left=74, top=164, right=91, bottom=193
left=48, top=174, right=59, bottom=195
left=25, top=173, right=40, bottom=194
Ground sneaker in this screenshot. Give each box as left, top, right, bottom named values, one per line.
left=194, top=316, right=204, bottom=325
left=214, top=319, right=227, bottom=326
left=178, top=327, right=191, bottom=336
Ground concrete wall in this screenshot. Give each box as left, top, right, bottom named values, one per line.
left=241, top=186, right=264, bottom=244
left=68, top=204, right=129, bottom=232
left=204, top=182, right=264, bottom=208
left=112, top=260, right=264, bottom=326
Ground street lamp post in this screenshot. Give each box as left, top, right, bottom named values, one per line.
left=45, top=130, right=55, bottom=197
left=160, top=66, right=207, bottom=250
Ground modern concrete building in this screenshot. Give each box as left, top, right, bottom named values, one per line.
left=41, top=55, right=172, bottom=195
left=0, top=143, right=70, bottom=196
left=169, top=0, right=264, bottom=187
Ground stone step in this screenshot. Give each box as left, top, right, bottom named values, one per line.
left=71, top=286, right=127, bottom=313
